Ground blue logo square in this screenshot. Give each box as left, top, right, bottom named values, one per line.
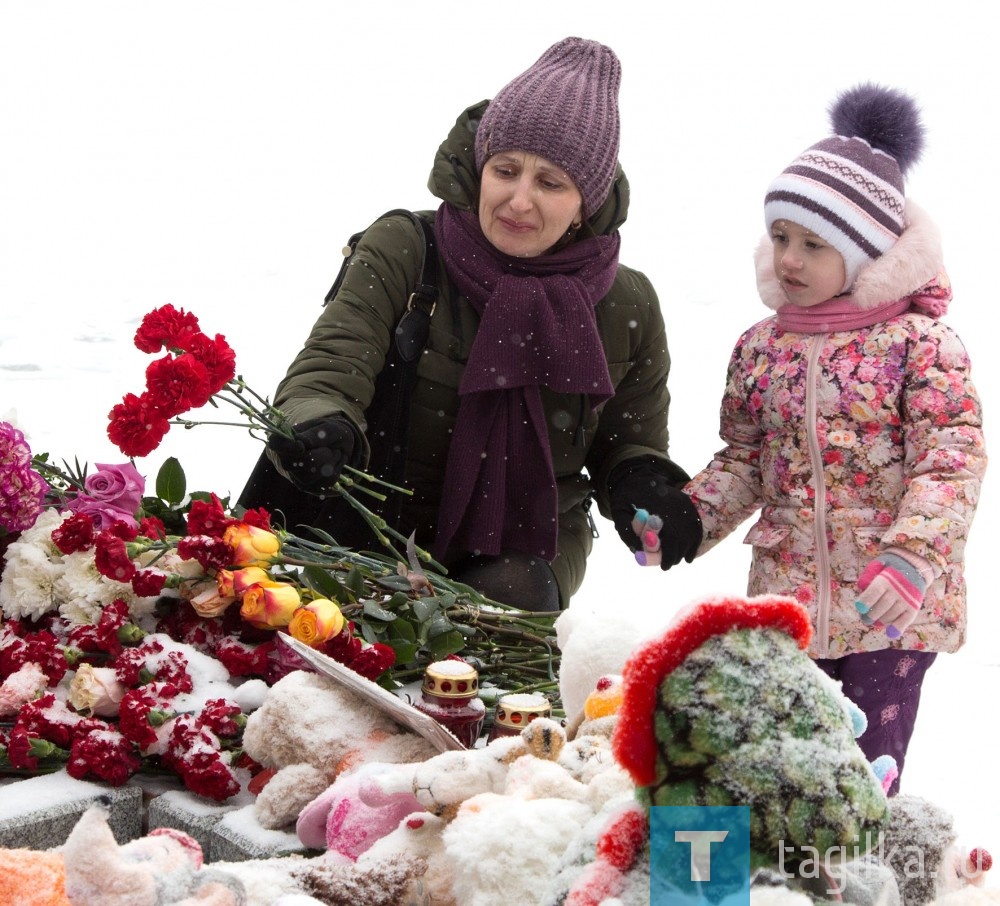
left=649, top=806, right=751, bottom=905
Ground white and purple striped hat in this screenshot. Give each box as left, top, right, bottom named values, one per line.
left=765, top=84, right=925, bottom=292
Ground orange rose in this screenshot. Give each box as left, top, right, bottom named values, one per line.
left=288, top=598, right=345, bottom=647
left=240, top=582, right=301, bottom=629
left=218, top=566, right=271, bottom=598
left=223, top=523, right=281, bottom=568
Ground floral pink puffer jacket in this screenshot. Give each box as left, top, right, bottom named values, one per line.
left=685, top=204, right=987, bottom=658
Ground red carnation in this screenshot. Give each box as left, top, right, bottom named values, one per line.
left=346, top=642, right=396, bottom=682
left=94, top=534, right=136, bottom=583
left=213, top=636, right=274, bottom=678
left=185, top=494, right=234, bottom=539
left=144, top=353, right=213, bottom=417
left=14, top=694, right=80, bottom=748
left=6, top=726, right=68, bottom=771
left=197, top=699, right=245, bottom=739
left=119, top=683, right=178, bottom=749
left=1, top=630, right=68, bottom=685
left=66, top=598, right=133, bottom=659
left=132, top=568, right=167, bottom=597
left=186, top=332, right=237, bottom=394
left=67, top=725, right=142, bottom=785
left=177, top=535, right=233, bottom=572
left=51, top=513, right=97, bottom=554
left=239, top=507, right=272, bottom=531
left=139, top=515, right=167, bottom=539
left=134, top=304, right=202, bottom=354
left=107, top=391, right=171, bottom=457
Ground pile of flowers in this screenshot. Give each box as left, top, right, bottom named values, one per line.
left=1, top=305, right=561, bottom=799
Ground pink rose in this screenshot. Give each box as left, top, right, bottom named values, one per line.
left=64, top=462, right=145, bottom=530
left=0, top=662, right=49, bottom=718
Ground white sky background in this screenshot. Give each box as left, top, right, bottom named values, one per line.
left=2, top=0, right=998, bottom=857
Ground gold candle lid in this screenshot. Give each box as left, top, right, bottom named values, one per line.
left=422, top=660, right=479, bottom=698
left=495, top=692, right=551, bottom=730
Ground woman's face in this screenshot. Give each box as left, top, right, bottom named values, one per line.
left=478, top=151, right=583, bottom=257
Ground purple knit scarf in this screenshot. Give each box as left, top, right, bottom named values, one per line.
left=432, top=204, right=620, bottom=562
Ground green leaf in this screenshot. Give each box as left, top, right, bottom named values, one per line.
left=360, top=620, right=382, bottom=643
left=155, top=457, right=187, bottom=505
left=375, top=575, right=415, bottom=592
left=302, top=565, right=346, bottom=600
left=427, top=630, right=465, bottom=659
left=363, top=600, right=396, bottom=622
left=346, top=567, right=366, bottom=597
left=389, top=618, right=417, bottom=642
left=411, top=597, right=442, bottom=623
left=426, top=614, right=455, bottom=640
left=386, top=639, right=420, bottom=664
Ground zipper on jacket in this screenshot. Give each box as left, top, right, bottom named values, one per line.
left=583, top=496, right=600, bottom=538
left=805, top=335, right=832, bottom=658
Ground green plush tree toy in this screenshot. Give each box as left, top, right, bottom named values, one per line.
left=611, top=594, right=890, bottom=876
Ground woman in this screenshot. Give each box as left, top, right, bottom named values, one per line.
left=239, top=37, right=701, bottom=611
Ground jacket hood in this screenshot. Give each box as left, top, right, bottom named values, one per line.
left=755, top=200, right=945, bottom=312
left=427, top=100, right=630, bottom=238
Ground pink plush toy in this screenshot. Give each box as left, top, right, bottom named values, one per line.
left=296, top=762, right=427, bottom=859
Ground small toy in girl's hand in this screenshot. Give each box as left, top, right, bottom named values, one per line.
left=630, top=509, right=662, bottom=567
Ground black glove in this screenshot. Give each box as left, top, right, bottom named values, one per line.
left=608, top=459, right=703, bottom=570
left=267, top=416, right=359, bottom=496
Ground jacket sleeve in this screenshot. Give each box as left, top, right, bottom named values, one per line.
left=879, top=320, right=987, bottom=574
left=586, top=267, right=689, bottom=516
left=683, top=331, right=766, bottom=554
left=270, top=214, right=425, bottom=467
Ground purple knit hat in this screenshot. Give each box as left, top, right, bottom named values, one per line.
left=474, top=37, right=621, bottom=219
left=764, top=83, right=925, bottom=292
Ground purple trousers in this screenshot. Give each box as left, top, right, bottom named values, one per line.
left=814, top=648, right=937, bottom=796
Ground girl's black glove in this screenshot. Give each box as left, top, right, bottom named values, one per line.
left=608, top=459, right=703, bottom=570
left=267, top=416, right=358, bottom=495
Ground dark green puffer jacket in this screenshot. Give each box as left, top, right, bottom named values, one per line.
left=270, top=101, right=686, bottom=604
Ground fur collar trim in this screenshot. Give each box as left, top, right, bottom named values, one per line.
left=755, top=201, right=944, bottom=312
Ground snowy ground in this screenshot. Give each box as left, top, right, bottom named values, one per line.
left=3, top=0, right=999, bottom=881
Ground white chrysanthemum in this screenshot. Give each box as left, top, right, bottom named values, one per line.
left=0, top=509, right=67, bottom=620
left=55, top=551, right=159, bottom=626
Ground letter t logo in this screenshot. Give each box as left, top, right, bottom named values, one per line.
left=675, top=830, right=729, bottom=881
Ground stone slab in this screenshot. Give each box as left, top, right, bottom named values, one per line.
left=208, top=804, right=311, bottom=863
left=147, top=787, right=255, bottom=855
left=0, top=773, right=142, bottom=850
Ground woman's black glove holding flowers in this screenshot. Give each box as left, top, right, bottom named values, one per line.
left=268, top=416, right=360, bottom=495
left=608, top=458, right=703, bottom=570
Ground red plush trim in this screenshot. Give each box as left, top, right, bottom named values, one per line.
left=611, top=595, right=811, bottom=786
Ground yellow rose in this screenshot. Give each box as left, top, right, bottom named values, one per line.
left=223, top=523, right=281, bottom=568
left=289, top=598, right=345, bottom=647
left=68, top=664, right=127, bottom=717
left=240, top=582, right=301, bottom=629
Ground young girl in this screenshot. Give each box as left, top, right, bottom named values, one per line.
left=682, top=84, right=987, bottom=793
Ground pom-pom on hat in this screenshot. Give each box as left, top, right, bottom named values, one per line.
left=764, top=83, right=926, bottom=292
left=474, top=36, right=621, bottom=219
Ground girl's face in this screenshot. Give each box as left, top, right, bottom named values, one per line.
left=478, top=151, right=583, bottom=258
left=771, top=220, right=847, bottom=308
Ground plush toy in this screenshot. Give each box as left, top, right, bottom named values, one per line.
left=0, top=847, right=70, bottom=906
left=613, top=595, right=891, bottom=871
left=295, top=760, right=425, bottom=858
left=879, top=794, right=992, bottom=905
left=240, top=668, right=440, bottom=829
left=0, top=801, right=248, bottom=906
